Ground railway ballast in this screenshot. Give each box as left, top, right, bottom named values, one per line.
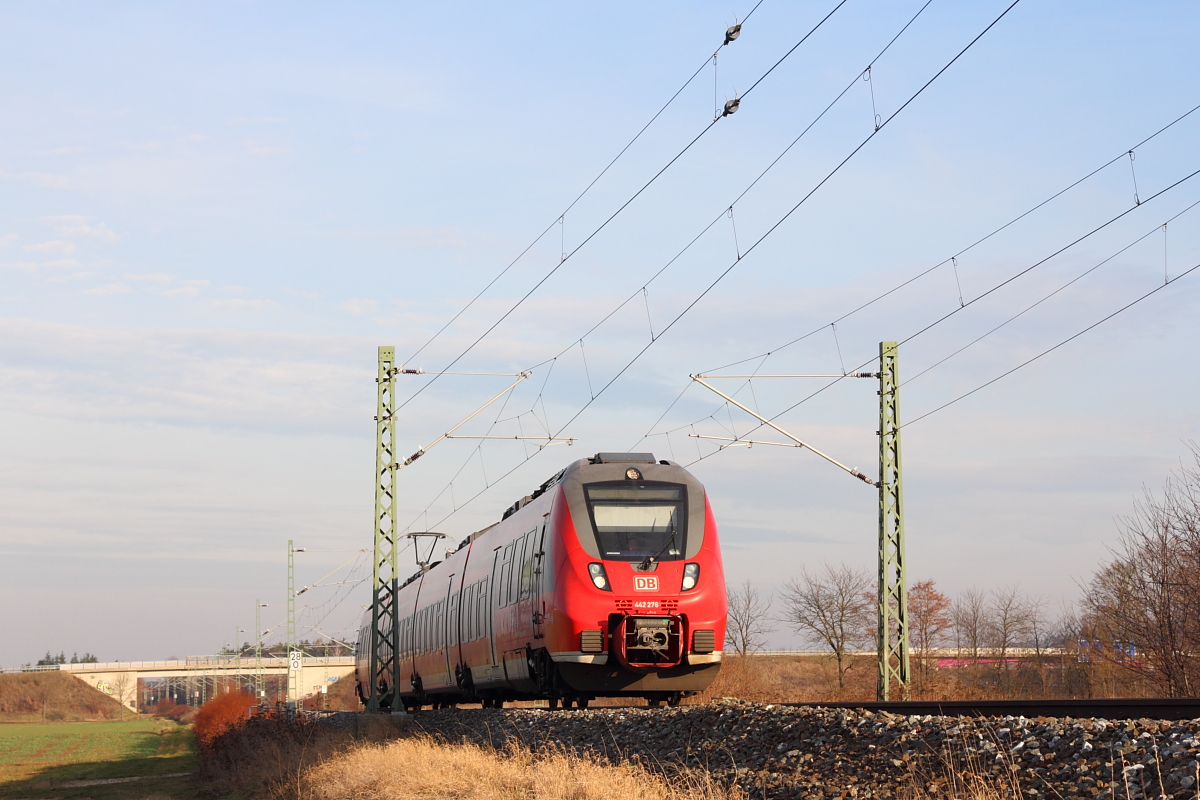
left=406, top=700, right=1200, bottom=799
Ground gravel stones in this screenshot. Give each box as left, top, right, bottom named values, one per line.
left=405, top=700, right=1200, bottom=799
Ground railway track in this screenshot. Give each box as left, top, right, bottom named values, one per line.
left=388, top=696, right=1200, bottom=720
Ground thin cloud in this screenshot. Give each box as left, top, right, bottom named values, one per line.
left=40, top=216, right=120, bottom=244
left=0, top=170, right=69, bottom=188
left=338, top=299, right=378, bottom=316
left=84, top=283, right=131, bottom=296
left=212, top=297, right=277, bottom=308
left=25, top=240, right=76, bottom=254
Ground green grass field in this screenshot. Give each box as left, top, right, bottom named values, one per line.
left=0, top=718, right=197, bottom=799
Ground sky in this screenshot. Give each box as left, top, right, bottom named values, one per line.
left=2, top=1, right=1199, bottom=664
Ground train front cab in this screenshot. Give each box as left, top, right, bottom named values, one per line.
left=548, top=454, right=726, bottom=701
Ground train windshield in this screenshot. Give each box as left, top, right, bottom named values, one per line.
left=584, top=482, right=687, bottom=561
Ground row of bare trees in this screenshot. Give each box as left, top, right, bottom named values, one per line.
left=726, top=445, right=1200, bottom=698
left=728, top=570, right=1063, bottom=689
left=1078, top=446, right=1200, bottom=697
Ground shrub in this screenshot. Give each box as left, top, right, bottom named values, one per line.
left=192, top=691, right=257, bottom=749
left=168, top=703, right=194, bottom=722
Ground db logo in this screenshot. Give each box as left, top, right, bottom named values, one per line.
left=633, top=575, right=659, bottom=592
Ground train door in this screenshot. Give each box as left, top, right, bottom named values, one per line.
left=487, top=547, right=503, bottom=671
left=441, top=575, right=456, bottom=688
left=502, top=530, right=536, bottom=689
left=532, top=519, right=549, bottom=640
left=514, top=529, right=536, bottom=640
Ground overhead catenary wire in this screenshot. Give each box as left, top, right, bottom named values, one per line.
left=520, top=0, right=940, bottom=399
left=395, top=0, right=852, bottom=415
left=902, top=261, right=1200, bottom=428
left=698, top=99, right=1200, bottom=376
left=401, top=0, right=1023, bottom=533
left=672, top=168, right=1200, bottom=466
left=399, top=9, right=766, bottom=371
left=660, top=112, right=1200, bottom=451
left=546, top=0, right=1026, bottom=442
left=639, top=105, right=1200, bottom=459
left=902, top=197, right=1200, bottom=386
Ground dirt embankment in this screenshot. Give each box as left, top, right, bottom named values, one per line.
left=0, top=672, right=127, bottom=722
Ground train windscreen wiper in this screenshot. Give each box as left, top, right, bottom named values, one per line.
left=639, top=528, right=677, bottom=571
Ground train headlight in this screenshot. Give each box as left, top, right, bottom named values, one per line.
left=588, top=563, right=611, bottom=591
left=681, top=562, right=700, bottom=591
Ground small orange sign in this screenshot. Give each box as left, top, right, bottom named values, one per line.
left=633, top=575, right=659, bottom=592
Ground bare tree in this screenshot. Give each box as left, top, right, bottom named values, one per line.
left=908, top=579, right=953, bottom=680
left=1082, top=448, right=1200, bottom=696
left=1026, top=595, right=1050, bottom=659
left=952, top=588, right=988, bottom=662
left=986, top=585, right=1033, bottom=664
left=109, top=672, right=136, bottom=715
left=780, top=563, right=872, bottom=688
left=34, top=678, right=56, bottom=724
left=725, top=580, right=774, bottom=657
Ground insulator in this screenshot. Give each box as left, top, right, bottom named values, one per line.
left=403, top=449, right=425, bottom=466
left=724, top=23, right=741, bottom=44
left=722, top=97, right=740, bottom=117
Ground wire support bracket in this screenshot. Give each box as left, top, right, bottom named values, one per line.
left=393, top=373, right=531, bottom=469
left=688, top=434, right=805, bottom=449
left=689, top=375, right=877, bottom=486
left=693, top=373, right=878, bottom=378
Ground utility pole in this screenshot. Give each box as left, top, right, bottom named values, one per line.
left=234, top=626, right=243, bottom=693
left=877, top=341, right=910, bottom=700
left=687, top=338, right=911, bottom=702
left=287, top=540, right=298, bottom=707
left=368, top=346, right=400, bottom=713
left=255, top=600, right=264, bottom=700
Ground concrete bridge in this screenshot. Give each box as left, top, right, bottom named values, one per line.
left=6, top=657, right=357, bottom=710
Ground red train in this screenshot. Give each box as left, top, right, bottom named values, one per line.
left=355, top=452, right=727, bottom=709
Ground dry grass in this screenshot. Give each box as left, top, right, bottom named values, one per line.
left=898, top=746, right=1025, bottom=800
left=288, top=736, right=743, bottom=800
left=695, top=654, right=877, bottom=703
left=698, top=652, right=1158, bottom=704
left=200, top=720, right=741, bottom=800
left=0, top=672, right=127, bottom=722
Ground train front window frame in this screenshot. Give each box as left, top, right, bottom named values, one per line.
left=583, top=481, right=688, bottom=562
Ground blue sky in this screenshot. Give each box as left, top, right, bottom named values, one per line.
left=2, top=1, right=1199, bottom=663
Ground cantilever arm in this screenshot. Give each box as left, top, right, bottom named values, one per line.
left=394, top=373, right=530, bottom=469
left=689, top=375, right=877, bottom=487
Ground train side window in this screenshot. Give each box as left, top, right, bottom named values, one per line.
left=476, top=581, right=484, bottom=638
left=518, top=530, right=534, bottom=600
left=500, top=543, right=515, bottom=607
left=462, top=585, right=471, bottom=641
left=508, top=535, right=523, bottom=606
left=464, top=585, right=474, bottom=641
left=475, top=581, right=484, bottom=638
left=537, top=520, right=554, bottom=594
left=438, top=600, right=445, bottom=650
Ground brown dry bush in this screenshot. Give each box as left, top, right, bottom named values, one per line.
left=199, top=716, right=359, bottom=797
left=192, top=691, right=260, bottom=750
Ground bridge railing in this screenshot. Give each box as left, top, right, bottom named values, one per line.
left=1, top=656, right=356, bottom=674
